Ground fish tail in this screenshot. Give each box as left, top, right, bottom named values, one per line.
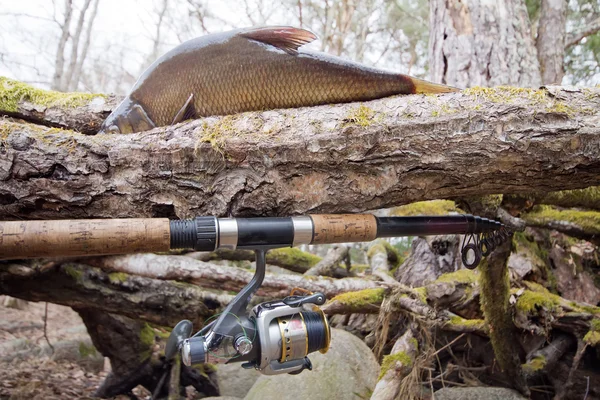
left=409, top=77, right=460, bottom=94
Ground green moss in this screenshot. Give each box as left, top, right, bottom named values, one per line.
left=379, top=351, right=413, bottom=380
left=195, top=115, right=237, bottom=155
left=464, top=86, right=547, bottom=104
left=584, top=331, right=600, bottom=346
left=523, top=205, right=600, bottom=235
left=512, top=231, right=555, bottom=291
left=412, top=287, right=428, bottom=304
left=435, top=269, right=478, bottom=285
left=108, top=272, right=128, bottom=283
left=78, top=342, right=97, bottom=358
left=139, top=323, right=155, bottom=361
left=515, top=290, right=563, bottom=314
left=522, top=355, right=546, bottom=374
left=268, top=247, right=321, bottom=269
left=330, top=288, right=385, bottom=308
left=390, top=200, right=458, bottom=216
left=63, top=265, right=83, bottom=281
left=0, top=76, right=105, bottom=112
left=447, top=316, right=486, bottom=330
left=350, top=263, right=370, bottom=273
left=409, top=337, right=419, bottom=351
left=344, top=105, right=379, bottom=127
left=591, top=319, right=600, bottom=331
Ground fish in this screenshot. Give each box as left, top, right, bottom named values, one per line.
left=99, top=26, right=458, bottom=134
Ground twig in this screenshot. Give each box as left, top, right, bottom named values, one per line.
left=431, top=333, right=466, bottom=357
left=43, top=302, right=54, bottom=354
left=584, top=376, right=590, bottom=400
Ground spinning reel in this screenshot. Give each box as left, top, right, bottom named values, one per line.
left=165, top=249, right=331, bottom=376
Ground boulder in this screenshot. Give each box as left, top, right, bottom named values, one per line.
left=216, top=362, right=261, bottom=398
left=245, top=328, right=378, bottom=400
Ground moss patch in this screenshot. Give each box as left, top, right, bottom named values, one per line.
left=378, top=351, right=413, bottom=380
left=584, top=331, right=600, bottom=346
left=63, top=265, right=83, bottom=281
left=0, top=76, right=105, bottom=112
left=463, top=86, right=596, bottom=116
left=523, top=205, right=600, bottom=235
left=344, top=105, right=379, bottom=127
left=78, top=342, right=97, bottom=358
left=195, top=115, right=238, bottom=155
left=435, top=269, right=478, bottom=285
left=522, top=355, right=546, bottom=374
left=391, top=200, right=458, bottom=216
left=268, top=247, right=321, bottom=269
left=447, top=316, right=485, bottom=330
left=329, top=288, right=385, bottom=308
left=515, top=289, right=563, bottom=314
left=540, top=186, right=600, bottom=210
left=139, top=323, right=155, bottom=361
left=108, top=272, right=128, bottom=284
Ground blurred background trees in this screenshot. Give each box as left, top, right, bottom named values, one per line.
left=1, top=0, right=598, bottom=96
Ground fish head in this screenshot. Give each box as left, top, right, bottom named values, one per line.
left=99, top=97, right=156, bottom=134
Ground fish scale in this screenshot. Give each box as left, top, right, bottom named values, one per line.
left=100, top=26, right=458, bottom=134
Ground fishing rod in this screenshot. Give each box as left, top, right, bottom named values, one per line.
left=0, top=214, right=510, bottom=375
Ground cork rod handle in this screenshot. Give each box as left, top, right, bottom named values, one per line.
left=310, top=214, right=377, bottom=244
left=0, top=219, right=171, bottom=260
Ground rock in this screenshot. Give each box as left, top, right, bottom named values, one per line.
left=434, top=387, right=528, bottom=400
left=216, top=362, right=261, bottom=398
left=244, top=328, right=378, bottom=400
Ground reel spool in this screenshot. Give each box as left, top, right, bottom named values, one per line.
left=168, top=248, right=330, bottom=376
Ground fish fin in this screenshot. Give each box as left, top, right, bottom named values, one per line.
left=171, top=93, right=196, bottom=125
left=130, top=104, right=156, bottom=132
left=410, top=77, right=460, bottom=94
left=240, top=26, right=317, bottom=55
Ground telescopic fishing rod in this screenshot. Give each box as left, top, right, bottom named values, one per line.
left=0, top=214, right=510, bottom=375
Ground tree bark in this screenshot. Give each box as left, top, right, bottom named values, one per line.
left=429, top=0, right=541, bottom=88
left=1, top=86, right=599, bottom=219
left=536, top=0, right=567, bottom=85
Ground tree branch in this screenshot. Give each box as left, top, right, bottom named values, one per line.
left=1, top=85, right=599, bottom=219
left=565, top=17, right=600, bottom=49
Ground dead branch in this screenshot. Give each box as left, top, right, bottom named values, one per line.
left=0, top=260, right=233, bottom=327
left=304, top=245, right=348, bottom=276
left=85, top=253, right=383, bottom=298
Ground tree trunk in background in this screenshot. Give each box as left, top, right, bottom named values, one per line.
left=536, top=0, right=567, bottom=85
left=429, top=0, right=541, bottom=88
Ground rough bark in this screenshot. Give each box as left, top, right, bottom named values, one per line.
left=1, top=85, right=598, bottom=220
left=536, top=0, right=567, bottom=85
left=429, top=0, right=541, bottom=87
left=0, top=261, right=233, bottom=327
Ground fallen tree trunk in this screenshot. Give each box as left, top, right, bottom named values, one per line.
left=0, top=260, right=233, bottom=327
left=0, top=77, right=119, bottom=134
left=1, top=85, right=599, bottom=219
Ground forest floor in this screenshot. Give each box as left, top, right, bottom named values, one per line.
left=0, top=298, right=151, bottom=399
